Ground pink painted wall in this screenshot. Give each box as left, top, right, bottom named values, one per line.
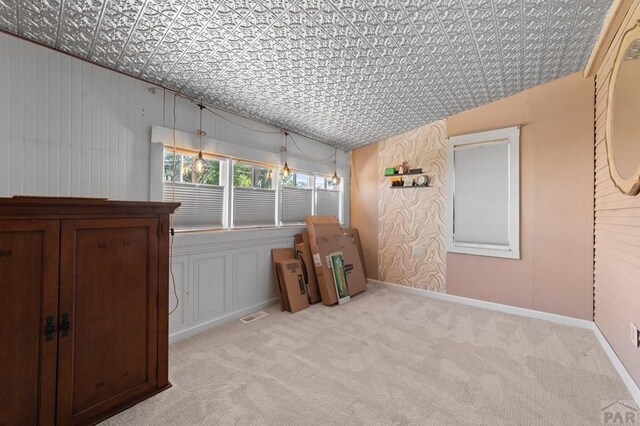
left=593, top=1, right=640, bottom=388
left=446, top=72, right=595, bottom=321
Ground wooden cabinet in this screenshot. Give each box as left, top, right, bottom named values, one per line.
left=0, top=198, right=179, bottom=425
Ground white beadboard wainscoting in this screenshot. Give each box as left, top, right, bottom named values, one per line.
left=168, top=227, right=304, bottom=342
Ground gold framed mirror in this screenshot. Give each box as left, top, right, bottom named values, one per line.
left=606, top=20, right=640, bottom=196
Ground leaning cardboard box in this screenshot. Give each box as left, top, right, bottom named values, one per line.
left=314, top=233, right=367, bottom=305
left=271, top=248, right=294, bottom=311
left=275, top=259, right=309, bottom=314
left=293, top=233, right=321, bottom=304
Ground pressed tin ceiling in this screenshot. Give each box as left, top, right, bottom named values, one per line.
left=0, top=0, right=611, bottom=150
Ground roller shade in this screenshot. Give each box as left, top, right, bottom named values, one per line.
left=453, top=141, right=509, bottom=246
left=163, top=182, right=224, bottom=228
left=233, top=187, right=276, bottom=227
left=316, top=189, right=340, bottom=220
left=281, top=187, right=313, bottom=224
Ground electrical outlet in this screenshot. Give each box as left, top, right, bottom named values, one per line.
left=631, top=323, right=640, bottom=348
left=412, top=245, right=421, bottom=257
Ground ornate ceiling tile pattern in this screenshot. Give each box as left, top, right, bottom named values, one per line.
left=0, top=0, right=611, bottom=149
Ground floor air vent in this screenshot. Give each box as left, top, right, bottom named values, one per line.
left=240, top=311, right=269, bottom=323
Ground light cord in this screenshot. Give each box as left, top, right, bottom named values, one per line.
left=169, top=92, right=180, bottom=316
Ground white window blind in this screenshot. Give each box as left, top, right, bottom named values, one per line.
left=233, top=187, right=276, bottom=227
left=163, top=182, right=224, bottom=228
left=316, top=189, right=340, bottom=219
left=447, top=126, right=520, bottom=259
left=453, top=142, right=509, bottom=246
left=281, top=187, right=313, bottom=224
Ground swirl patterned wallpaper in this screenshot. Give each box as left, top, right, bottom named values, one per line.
left=377, top=120, right=447, bottom=291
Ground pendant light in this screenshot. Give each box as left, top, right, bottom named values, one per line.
left=331, top=146, right=341, bottom=185
left=280, top=130, right=291, bottom=178
left=193, top=103, right=206, bottom=175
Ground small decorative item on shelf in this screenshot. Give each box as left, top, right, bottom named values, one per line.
left=416, top=175, right=429, bottom=187
left=401, top=161, right=410, bottom=174
left=391, top=178, right=405, bottom=187
left=384, top=167, right=396, bottom=176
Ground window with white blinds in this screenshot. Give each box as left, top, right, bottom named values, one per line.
left=233, top=187, right=276, bottom=227
left=163, top=182, right=224, bottom=228
left=162, top=148, right=345, bottom=230
left=281, top=187, right=313, bottom=224
left=446, top=127, right=520, bottom=259
left=316, top=189, right=340, bottom=220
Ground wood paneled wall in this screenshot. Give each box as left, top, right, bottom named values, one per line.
left=594, top=1, right=640, bottom=388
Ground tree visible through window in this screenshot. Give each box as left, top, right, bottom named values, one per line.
left=233, top=163, right=272, bottom=189
left=164, top=152, right=220, bottom=185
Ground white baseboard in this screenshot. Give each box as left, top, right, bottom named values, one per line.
left=169, top=297, right=279, bottom=344
left=368, top=279, right=593, bottom=329
left=369, top=278, right=640, bottom=406
left=593, top=324, right=640, bottom=405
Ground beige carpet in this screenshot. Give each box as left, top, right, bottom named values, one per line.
left=103, top=284, right=633, bottom=425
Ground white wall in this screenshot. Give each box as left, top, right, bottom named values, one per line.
left=0, top=32, right=349, bottom=341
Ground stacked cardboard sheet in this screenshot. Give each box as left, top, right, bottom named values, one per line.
left=271, top=216, right=367, bottom=313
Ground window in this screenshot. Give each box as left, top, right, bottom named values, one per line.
left=232, top=162, right=276, bottom=227
left=163, top=150, right=225, bottom=229
left=280, top=171, right=313, bottom=224
left=160, top=147, right=345, bottom=231
left=446, top=126, right=520, bottom=259
left=315, top=175, right=341, bottom=221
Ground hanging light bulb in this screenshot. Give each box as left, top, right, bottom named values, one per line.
left=280, top=130, right=291, bottom=178
left=193, top=151, right=205, bottom=175
left=331, top=146, right=341, bottom=185
left=281, top=162, right=291, bottom=178
left=193, top=103, right=207, bottom=176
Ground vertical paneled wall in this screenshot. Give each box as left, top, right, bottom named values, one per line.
left=0, top=32, right=160, bottom=199
left=594, top=2, right=640, bottom=388
left=0, top=32, right=347, bottom=200
left=0, top=33, right=348, bottom=341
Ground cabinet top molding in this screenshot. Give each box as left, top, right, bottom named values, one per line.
left=0, top=197, right=180, bottom=218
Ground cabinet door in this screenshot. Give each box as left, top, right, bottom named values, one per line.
left=0, top=220, right=59, bottom=426
left=57, top=218, right=159, bottom=425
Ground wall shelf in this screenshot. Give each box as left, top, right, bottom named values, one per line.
left=384, top=171, right=424, bottom=177
left=389, top=185, right=430, bottom=189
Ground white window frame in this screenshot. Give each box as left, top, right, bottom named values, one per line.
left=279, top=170, right=315, bottom=225
left=230, top=160, right=277, bottom=228
left=162, top=148, right=228, bottom=230
left=446, top=126, right=520, bottom=259
left=156, top=143, right=346, bottom=232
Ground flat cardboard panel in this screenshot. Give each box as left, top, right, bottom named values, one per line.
left=295, top=241, right=321, bottom=304
left=314, top=234, right=367, bottom=305
left=276, top=260, right=309, bottom=314
left=305, top=215, right=341, bottom=243
left=342, top=228, right=366, bottom=279
left=271, top=248, right=294, bottom=311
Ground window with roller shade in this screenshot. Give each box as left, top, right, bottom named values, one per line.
left=232, top=162, right=276, bottom=227
left=163, top=150, right=225, bottom=229
left=446, top=126, right=520, bottom=259
left=315, top=175, right=341, bottom=221
left=280, top=171, right=313, bottom=224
